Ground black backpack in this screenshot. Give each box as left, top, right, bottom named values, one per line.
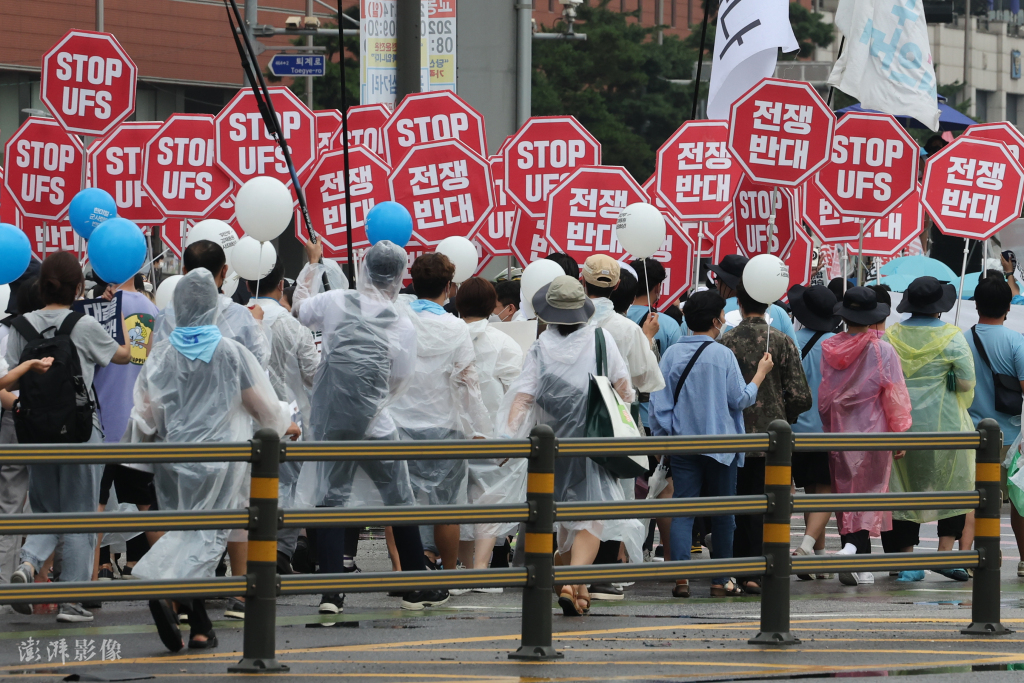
left=11, top=312, right=95, bottom=444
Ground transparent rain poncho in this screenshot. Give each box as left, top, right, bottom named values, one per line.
left=884, top=320, right=977, bottom=523
left=129, top=269, right=290, bottom=580
left=460, top=319, right=524, bottom=541
left=292, top=242, right=419, bottom=508
left=392, top=301, right=491, bottom=508
left=589, top=297, right=665, bottom=394
left=497, top=325, right=645, bottom=562
left=818, top=332, right=913, bottom=536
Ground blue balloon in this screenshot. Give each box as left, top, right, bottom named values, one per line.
left=69, top=188, right=117, bottom=240
left=365, top=201, right=413, bottom=247
left=88, top=217, right=146, bottom=285
left=0, top=223, right=31, bottom=285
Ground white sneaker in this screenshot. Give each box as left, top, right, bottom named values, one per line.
left=837, top=544, right=860, bottom=586
left=472, top=587, right=503, bottom=594
left=448, top=588, right=472, bottom=596
left=855, top=572, right=874, bottom=584
left=1018, top=560, right=1024, bottom=578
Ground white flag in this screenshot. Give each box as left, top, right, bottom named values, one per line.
left=706, top=0, right=799, bottom=120
left=828, top=0, right=940, bottom=131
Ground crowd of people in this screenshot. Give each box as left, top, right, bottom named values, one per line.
left=0, top=237, right=1022, bottom=653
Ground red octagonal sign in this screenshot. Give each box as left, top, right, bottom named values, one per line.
left=383, top=90, right=486, bottom=168
left=90, top=121, right=164, bottom=224
left=814, top=112, right=918, bottom=219
left=844, top=186, right=924, bottom=257
left=922, top=136, right=1024, bottom=240
left=963, top=122, right=1024, bottom=162
left=728, top=77, right=835, bottom=187
left=655, top=120, right=742, bottom=220
left=215, top=86, right=316, bottom=190
left=339, top=103, right=390, bottom=156
left=41, top=29, right=137, bottom=138
left=144, top=114, right=233, bottom=218
left=388, top=139, right=493, bottom=246
left=4, top=117, right=84, bottom=221
left=732, top=176, right=797, bottom=259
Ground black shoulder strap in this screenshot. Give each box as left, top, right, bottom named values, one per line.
left=673, top=341, right=713, bottom=403
left=595, top=327, right=607, bottom=377
left=971, top=325, right=993, bottom=372
left=801, top=330, right=827, bottom=360
left=10, top=316, right=41, bottom=343
left=56, top=311, right=85, bottom=338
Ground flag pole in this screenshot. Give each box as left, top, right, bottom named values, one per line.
left=690, top=0, right=711, bottom=120
left=954, top=239, right=970, bottom=326
left=826, top=36, right=845, bottom=108
left=856, top=218, right=865, bottom=285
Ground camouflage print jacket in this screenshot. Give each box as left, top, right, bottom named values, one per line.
left=720, top=316, right=812, bottom=457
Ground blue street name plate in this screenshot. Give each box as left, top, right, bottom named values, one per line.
left=269, top=54, right=326, bottom=77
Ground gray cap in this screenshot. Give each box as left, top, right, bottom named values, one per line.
left=532, top=275, right=596, bottom=325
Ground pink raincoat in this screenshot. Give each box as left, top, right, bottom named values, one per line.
left=818, top=332, right=913, bottom=536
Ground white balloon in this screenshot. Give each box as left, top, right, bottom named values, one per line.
left=616, top=203, right=666, bottom=259
left=742, top=254, right=789, bottom=304
left=221, top=268, right=240, bottom=298
left=231, top=236, right=277, bottom=281
left=520, top=259, right=566, bottom=316
left=235, top=176, right=293, bottom=242
left=154, top=275, right=183, bottom=310
left=185, top=219, right=239, bottom=260
left=435, top=236, right=478, bottom=284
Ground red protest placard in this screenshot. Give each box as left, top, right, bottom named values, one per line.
left=622, top=220, right=695, bottom=311
left=844, top=186, right=924, bottom=257
left=4, top=118, right=84, bottom=221
left=785, top=226, right=814, bottom=290
left=510, top=210, right=548, bottom=265
left=315, top=110, right=343, bottom=155
left=728, top=77, right=835, bottom=187
left=143, top=114, right=233, bottom=219
left=922, top=136, right=1024, bottom=240
left=41, top=30, right=137, bottom=138
left=89, top=121, right=163, bottom=224
left=383, top=90, right=486, bottom=167
left=215, top=86, right=317, bottom=189
left=300, top=145, right=391, bottom=257
left=963, top=122, right=1024, bottom=162
left=475, top=155, right=516, bottom=256
left=544, top=166, right=648, bottom=262
left=338, top=103, right=390, bottom=157
left=655, top=120, right=741, bottom=220
left=388, top=139, right=493, bottom=246
left=814, top=112, right=918, bottom=219
left=503, top=116, right=601, bottom=218
left=732, top=176, right=797, bottom=259
left=802, top=178, right=863, bottom=244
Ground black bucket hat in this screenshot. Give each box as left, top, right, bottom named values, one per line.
left=788, top=284, right=840, bottom=333
left=834, top=286, right=890, bottom=326
left=896, top=276, right=957, bottom=315
left=707, top=254, right=748, bottom=290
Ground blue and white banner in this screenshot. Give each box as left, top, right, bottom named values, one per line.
left=73, top=291, right=124, bottom=344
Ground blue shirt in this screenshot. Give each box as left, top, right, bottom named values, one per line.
left=965, top=323, right=1024, bottom=445
left=792, top=328, right=835, bottom=434
left=649, top=335, right=758, bottom=466
left=723, top=298, right=798, bottom=344
left=627, top=305, right=683, bottom=352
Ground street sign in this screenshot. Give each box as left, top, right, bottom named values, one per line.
left=655, top=120, right=742, bottom=220
left=544, top=166, right=648, bottom=263
left=388, top=138, right=493, bottom=246
left=89, top=122, right=164, bottom=224
left=475, top=155, right=516, bottom=256
left=732, top=176, right=797, bottom=259
left=921, top=136, right=1024, bottom=240
left=844, top=186, right=924, bottom=257
left=728, top=77, right=835, bottom=187
left=4, top=117, right=84, bottom=221
left=383, top=90, right=486, bottom=167
left=802, top=179, right=863, bottom=244
left=335, top=103, right=390, bottom=156
left=300, top=145, right=392, bottom=258
left=40, top=29, right=138, bottom=138
left=144, top=114, right=233, bottom=218
left=215, top=86, right=317, bottom=189
left=963, top=122, right=1024, bottom=161
left=814, top=112, right=918, bottom=219
left=503, top=116, right=601, bottom=219
left=269, top=54, right=325, bottom=77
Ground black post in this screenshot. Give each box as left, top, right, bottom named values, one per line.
left=337, top=0, right=355, bottom=288
left=749, top=420, right=799, bottom=646
left=690, top=0, right=711, bottom=120
left=509, top=425, right=562, bottom=661
left=395, top=0, right=422, bottom=101
left=229, top=429, right=288, bottom=673
left=963, top=418, right=1013, bottom=636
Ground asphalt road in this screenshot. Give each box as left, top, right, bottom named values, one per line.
left=0, top=508, right=1022, bottom=682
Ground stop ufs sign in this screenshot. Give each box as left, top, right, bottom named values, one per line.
left=383, top=90, right=486, bottom=167
left=4, top=118, right=84, bottom=221
left=922, top=136, right=1024, bottom=240
left=803, top=178, right=863, bottom=243
left=545, top=166, right=648, bottom=263
left=315, top=110, right=343, bottom=155
left=728, top=77, right=835, bottom=187
left=41, top=30, right=137, bottom=138
left=339, top=103, right=390, bottom=156
left=814, top=113, right=918, bottom=219
left=963, top=122, right=1024, bottom=162
left=504, top=116, right=601, bottom=219
left=89, top=122, right=164, bottom=224
left=477, top=155, right=516, bottom=256
left=301, top=145, right=391, bottom=256
left=844, top=186, right=924, bottom=257
left=733, top=176, right=797, bottom=259
left=655, top=120, right=742, bottom=220
left=215, top=86, right=316, bottom=189
left=144, top=114, right=233, bottom=218
left=388, top=139, right=493, bottom=246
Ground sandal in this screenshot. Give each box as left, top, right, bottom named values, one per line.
left=558, top=585, right=583, bottom=616
left=671, top=580, right=690, bottom=598
left=148, top=600, right=183, bottom=653
left=710, top=580, right=743, bottom=597
left=188, top=630, right=218, bottom=650
left=576, top=585, right=591, bottom=615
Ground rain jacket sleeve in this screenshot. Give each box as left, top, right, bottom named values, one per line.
left=453, top=332, right=493, bottom=439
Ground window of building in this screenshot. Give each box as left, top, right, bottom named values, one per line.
left=976, top=89, right=993, bottom=122
left=1008, top=93, right=1022, bottom=126
left=638, top=0, right=643, bottom=21
left=671, top=0, right=676, bottom=26
left=549, top=0, right=554, bottom=10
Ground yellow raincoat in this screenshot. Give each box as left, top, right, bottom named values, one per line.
left=884, top=318, right=976, bottom=523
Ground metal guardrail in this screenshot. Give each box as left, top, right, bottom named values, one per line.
left=0, top=418, right=1010, bottom=672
